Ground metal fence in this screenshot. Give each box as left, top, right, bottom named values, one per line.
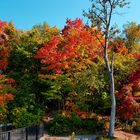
left=0, top=123, right=44, bottom=140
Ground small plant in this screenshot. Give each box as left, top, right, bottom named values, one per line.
left=70, top=132, right=75, bottom=140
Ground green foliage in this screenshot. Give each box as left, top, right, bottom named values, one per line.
left=114, top=53, right=139, bottom=87
left=8, top=33, right=40, bottom=74
left=55, top=75, right=74, bottom=95
left=6, top=73, right=45, bottom=127
left=35, top=75, right=74, bottom=111
left=133, top=125, right=140, bottom=133
left=11, top=107, right=43, bottom=128
left=65, top=53, right=139, bottom=115
left=46, top=114, right=105, bottom=135
left=0, top=105, right=7, bottom=123
left=32, top=22, right=60, bottom=44
left=46, top=114, right=71, bottom=135
left=7, top=21, right=61, bottom=112
left=124, top=22, right=140, bottom=52
left=69, top=59, right=110, bottom=114
left=5, top=22, right=60, bottom=127
left=40, top=79, right=62, bottom=101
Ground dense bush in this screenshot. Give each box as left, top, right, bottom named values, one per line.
left=46, top=113, right=105, bottom=135
left=11, top=107, right=43, bottom=128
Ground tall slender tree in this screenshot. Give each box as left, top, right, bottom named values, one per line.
left=84, top=0, right=129, bottom=137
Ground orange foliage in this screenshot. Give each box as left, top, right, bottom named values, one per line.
left=112, top=38, right=128, bottom=54
left=35, top=19, right=103, bottom=74
left=0, top=21, right=15, bottom=107
left=0, top=74, right=15, bottom=105
left=0, top=93, right=14, bottom=105
left=65, top=100, right=88, bottom=119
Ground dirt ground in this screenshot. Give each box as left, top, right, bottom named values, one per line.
left=114, top=130, right=140, bottom=140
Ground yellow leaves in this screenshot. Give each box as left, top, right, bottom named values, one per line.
left=115, top=53, right=134, bottom=64
left=38, top=74, right=57, bottom=79
left=86, top=59, right=94, bottom=65
left=81, top=48, right=85, bottom=57
left=41, top=66, right=49, bottom=71
left=76, top=64, right=87, bottom=70
left=84, top=92, right=92, bottom=96
left=133, top=91, right=140, bottom=97
left=30, top=23, right=60, bottom=45
left=36, top=39, right=44, bottom=45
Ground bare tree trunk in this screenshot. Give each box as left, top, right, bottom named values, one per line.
left=104, top=40, right=116, bottom=137
left=108, top=71, right=116, bottom=137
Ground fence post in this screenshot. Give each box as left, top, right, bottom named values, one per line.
left=8, top=131, right=10, bottom=140
left=36, top=125, right=38, bottom=140
left=26, top=127, right=28, bottom=140
left=0, top=124, right=43, bottom=140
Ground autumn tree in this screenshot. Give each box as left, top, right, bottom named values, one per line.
left=35, top=18, right=103, bottom=75
left=116, top=53, right=140, bottom=120
left=0, top=74, right=15, bottom=123
left=123, top=22, right=140, bottom=52
left=83, top=0, right=129, bottom=137
left=0, top=21, right=16, bottom=123
left=32, top=22, right=60, bottom=45
left=0, top=21, right=9, bottom=71
left=34, top=18, right=104, bottom=112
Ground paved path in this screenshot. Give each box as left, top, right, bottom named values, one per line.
left=40, top=132, right=140, bottom=140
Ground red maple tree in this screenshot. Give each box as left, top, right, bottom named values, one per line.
left=0, top=21, right=9, bottom=70
left=0, top=21, right=15, bottom=105
left=116, top=53, right=140, bottom=119
left=34, top=18, right=103, bottom=74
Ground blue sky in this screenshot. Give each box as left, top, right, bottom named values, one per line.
left=0, top=0, right=140, bottom=30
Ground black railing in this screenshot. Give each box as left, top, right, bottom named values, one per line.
left=0, top=123, right=44, bottom=140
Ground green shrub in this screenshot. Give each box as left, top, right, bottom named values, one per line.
left=133, top=124, right=140, bottom=133
left=11, top=107, right=43, bottom=128
left=0, top=105, right=7, bottom=123
left=46, top=114, right=105, bottom=135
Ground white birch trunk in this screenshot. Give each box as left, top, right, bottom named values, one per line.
left=104, top=40, right=116, bottom=137
left=108, top=71, right=116, bottom=137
